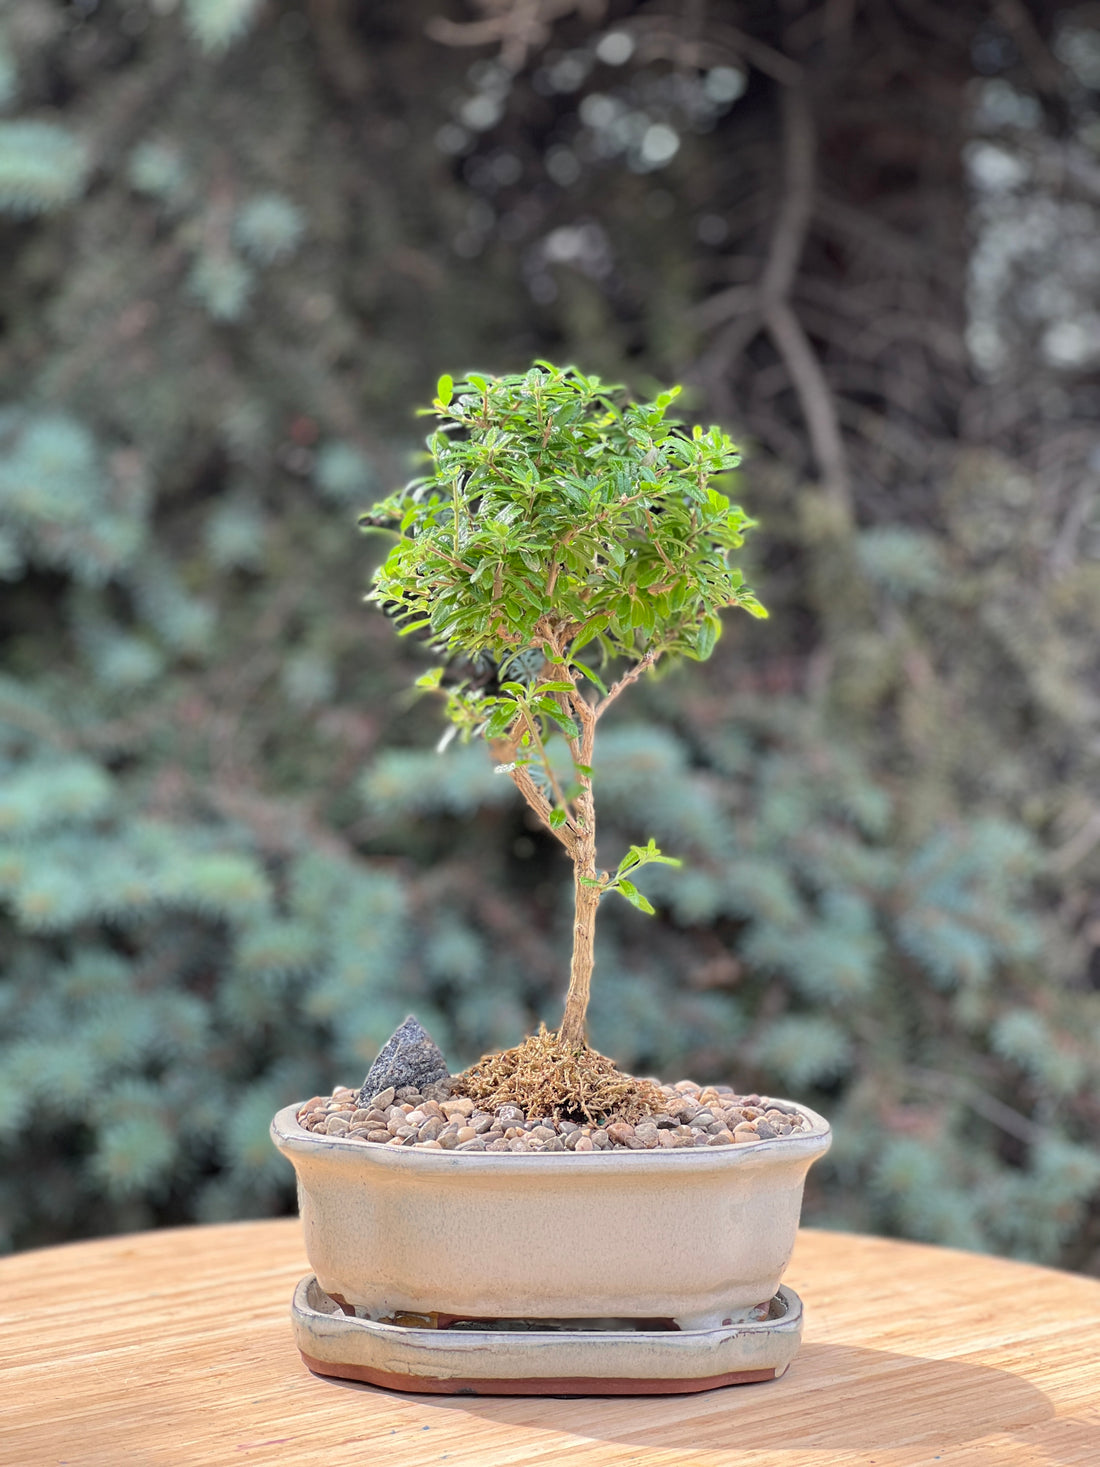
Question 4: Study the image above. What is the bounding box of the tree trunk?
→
[559,816,598,1048]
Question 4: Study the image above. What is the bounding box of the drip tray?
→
[291,1275,804,1396]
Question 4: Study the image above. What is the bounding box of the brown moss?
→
[452,1025,666,1125]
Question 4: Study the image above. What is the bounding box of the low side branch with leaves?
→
[362,363,767,1053]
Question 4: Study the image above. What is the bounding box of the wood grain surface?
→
[2,1219,1099,1467]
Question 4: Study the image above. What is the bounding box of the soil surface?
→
[296,1079,811,1152]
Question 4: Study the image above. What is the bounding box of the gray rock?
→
[357,1016,451,1108]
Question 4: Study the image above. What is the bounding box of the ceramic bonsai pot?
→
[271,1099,830,1334]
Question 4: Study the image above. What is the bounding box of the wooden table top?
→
[2,1218,1099,1467]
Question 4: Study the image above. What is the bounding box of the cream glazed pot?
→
[270,1099,831,1331]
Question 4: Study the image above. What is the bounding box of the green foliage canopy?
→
[365,364,765,679]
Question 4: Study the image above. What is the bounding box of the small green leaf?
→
[693,614,720,659]
[484,703,519,739]
[570,618,609,656]
[615,879,656,915]
[533,699,580,738]
[616,840,682,878]
[548,808,567,829]
[569,658,608,696]
[414,667,444,690]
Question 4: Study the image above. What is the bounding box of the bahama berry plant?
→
[361,363,766,1107]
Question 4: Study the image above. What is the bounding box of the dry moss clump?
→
[452,1025,667,1125]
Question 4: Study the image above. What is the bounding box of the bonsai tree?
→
[361,363,766,1117]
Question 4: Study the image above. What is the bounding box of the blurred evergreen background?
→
[2,0,1099,1269]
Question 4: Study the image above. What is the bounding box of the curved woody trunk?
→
[559,787,597,1049]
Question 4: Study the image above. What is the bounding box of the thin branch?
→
[759,87,815,309]
[594,649,658,721]
[565,669,597,769]
[1050,805,1100,876]
[904,1066,1049,1147]
[760,86,852,517]
[688,85,851,515]
[763,298,852,513]
[690,283,756,331]
[992,0,1067,99]
[1048,469,1100,582]
[518,705,574,821]
[424,0,592,72]
[627,17,803,86]
[508,763,577,856]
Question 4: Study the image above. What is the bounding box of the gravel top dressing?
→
[297,1078,810,1154]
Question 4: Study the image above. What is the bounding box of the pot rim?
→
[271,1098,831,1175]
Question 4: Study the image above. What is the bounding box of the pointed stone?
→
[357,1016,450,1108]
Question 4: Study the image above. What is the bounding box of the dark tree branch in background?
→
[759,85,852,516]
[426,0,606,72]
[688,75,851,514]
